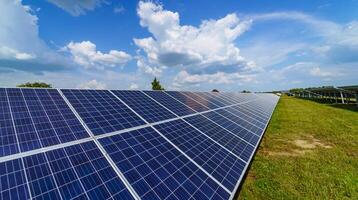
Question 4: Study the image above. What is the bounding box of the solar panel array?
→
[0,88,279,200]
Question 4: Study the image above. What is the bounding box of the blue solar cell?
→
[165,91,209,112]
[203,111,260,146]
[181,92,221,109]
[154,120,246,191]
[184,115,254,162]
[0,88,19,157]
[193,92,230,107]
[111,90,176,123]
[100,127,230,200]
[22,141,134,199]
[0,158,30,199]
[143,91,196,116]
[5,88,90,154]
[215,109,263,142]
[225,107,265,136]
[6,88,42,152]
[62,89,145,135]
[230,105,267,129]
[202,92,238,105]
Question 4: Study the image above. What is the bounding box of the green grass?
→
[238,95,358,200]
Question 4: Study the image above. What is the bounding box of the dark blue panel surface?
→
[7,88,42,152]
[193,92,230,107]
[0,88,19,157]
[22,141,134,200]
[203,111,259,146]
[0,159,30,199]
[154,120,246,191]
[111,90,176,123]
[62,89,145,135]
[143,91,196,116]
[100,127,230,200]
[225,107,264,136]
[181,92,220,109]
[230,105,266,129]
[165,91,209,112]
[23,153,62,199]
[184,115,254,162]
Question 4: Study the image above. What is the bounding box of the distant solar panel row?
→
[0,88,279,200]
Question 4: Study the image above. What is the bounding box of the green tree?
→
[151,77,164,90]
[17,82,52,88]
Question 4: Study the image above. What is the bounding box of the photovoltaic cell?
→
[22,141,134,199]
[181,92,221,109]
[203,111,260,146]
[154,119,246,191]
[62,89,145,135]
[111,90,176,123]
[100,127,230,200]
[183,115,254,162]
[0,159,30,199]
[0,88,19,157]
[230,105,266,129]
[225,107,264,135]
[7,88,42,152]
[165,91,209,112]
[201,92,238,105]
[193,92,230,107]
[143,91,196,116]
[215,109,262,140]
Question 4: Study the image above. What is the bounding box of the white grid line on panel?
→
[4,89,33,199]
[58,89,140,200]
[141,91,248,164]
[228,97,279,200]
[19,89,64,200]
[109,90,232,195]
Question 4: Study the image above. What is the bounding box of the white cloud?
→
[65,41,132,69]
[135,1,257,74]
[309,67,334,77]
[78,79,106,89]
[174,70,256,86]
[129,83,139,90]
[114,6,125,14]
[136,57,165,76]
[47,0,105,16]
[0,0,70,72]
[0,46,35,60]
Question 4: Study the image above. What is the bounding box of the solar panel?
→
[0,158,30,199]
[99,127,230,200]
[154,119,246,191]
[0,88,19,157]
[0,88,279,200]
[165,91,210,112]
[143,91,196,116]
[203,111,260,146]
[61,89,145,135]
[19,141,135,199]
[183,115,254,162]
[181,92,221,109]
[111,90,176,123]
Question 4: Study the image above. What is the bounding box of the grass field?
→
[237,95,358,199]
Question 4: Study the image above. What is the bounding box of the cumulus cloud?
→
[135,1,257,75]
[174,70,256,87]
[129,83,139,90]
[65,41,132,69]
[47,0,105,16]
[78,79,106,89]
[0,0,69,72]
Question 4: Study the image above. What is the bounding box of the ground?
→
[237,95,358,200]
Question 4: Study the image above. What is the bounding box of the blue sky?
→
[0,0,357,91]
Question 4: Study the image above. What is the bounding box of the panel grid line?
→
[108,90,232,194]
[58,89,140,200]
[0,92,259,164]
[4,89,33,199]
[141,91,248,164]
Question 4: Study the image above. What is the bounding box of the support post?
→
[340,91,345,104]
[356,93,358,107]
